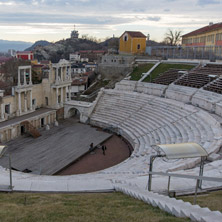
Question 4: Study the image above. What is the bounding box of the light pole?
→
[0,145,13,191]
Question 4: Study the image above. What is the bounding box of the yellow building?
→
[182,22,222,48]
[119,31,146,55]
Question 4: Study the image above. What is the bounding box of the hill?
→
[0,39,33,52]
[33,37,116,62]
[25,40,50,51]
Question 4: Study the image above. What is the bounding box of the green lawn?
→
[0,192,189,222]
[178,190,222,212]
[143,63,195,82]
[130,63,154,81]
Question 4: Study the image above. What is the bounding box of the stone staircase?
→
[21,121,41,138]
[113,182,222,222]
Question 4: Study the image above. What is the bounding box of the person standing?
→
[102,145,106,155]
[89,143,93,151]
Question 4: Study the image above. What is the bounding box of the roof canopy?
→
[155,143,208,159]
[0,145,6,157]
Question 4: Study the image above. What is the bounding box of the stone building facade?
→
[0,59,72,142]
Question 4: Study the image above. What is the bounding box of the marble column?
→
[24,92,27,112]
[29,67,32,85]
[61,87,63,104]
[69,86,71,101]
[30,90,33,111]
[68,66,71,80]
[18,69,21,86]
[61,67,63,82]
[24,70,27,85]
[56,88,58,106]
[1,104,5,120]
[65,86,68,102]
[56,67,58,84]
[18,92,21,115]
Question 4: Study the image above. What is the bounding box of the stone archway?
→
[68,107,80,119]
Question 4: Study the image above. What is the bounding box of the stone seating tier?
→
[90,89,222,172]
[152,69,185,85]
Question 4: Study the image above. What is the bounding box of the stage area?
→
[0,119,112,175]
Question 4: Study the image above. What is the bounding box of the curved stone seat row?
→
[115,80,222,116]
[90,89,222,173]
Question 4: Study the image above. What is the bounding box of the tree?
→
[164,29,182,46]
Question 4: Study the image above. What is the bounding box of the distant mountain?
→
[25,40,50,51]
[0,40,33,52]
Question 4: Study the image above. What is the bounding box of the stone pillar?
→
[24,69,27,85]
[18,69,21,86]
[65,86,68,102]
[24,92,27,112]
[56,88,58,105]
[30,90,33,111]
[61,67,63,82]
[18,92,21,115]
[68,65,71,80]
[29,67,32,85]
[61,87,63,104]
[56,67,58,84]
[69,86,71,101]
[1,104,5,120]
[48,115,51,124]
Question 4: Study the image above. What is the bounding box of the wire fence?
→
[146,46,222,60]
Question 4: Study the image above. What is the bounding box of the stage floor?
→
[0,119,111,175]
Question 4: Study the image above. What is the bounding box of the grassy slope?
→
[0,192,189,222]
[178,190,222,212]
[130,63,154,81]
[143,63,195,82]
[83,80,110,95]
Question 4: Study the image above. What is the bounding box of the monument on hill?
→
[71,25,79,39]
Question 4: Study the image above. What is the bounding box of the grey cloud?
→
[0,12,133,26]
[197,0,221,5]
[147,16,161,22]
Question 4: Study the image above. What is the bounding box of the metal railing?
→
[146,171,222,204]
[146,45,222,60]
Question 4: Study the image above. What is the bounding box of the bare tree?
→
[164,29,182,46]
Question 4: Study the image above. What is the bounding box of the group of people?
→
[89,143,107,155]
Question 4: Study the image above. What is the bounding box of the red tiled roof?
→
[16,51,33,54]
[120,31,146,38]
[72,76,88,85]
[182,23,222,37]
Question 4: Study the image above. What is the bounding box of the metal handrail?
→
[147,171,222,183]
[146,170,222,204]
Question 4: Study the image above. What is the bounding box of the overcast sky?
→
[0,0,221,43]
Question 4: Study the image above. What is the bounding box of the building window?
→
[5,104,10,114]
[45,97,48,106]
[32,99,36,106]
[137,44,141,50]
[124,35,128,41]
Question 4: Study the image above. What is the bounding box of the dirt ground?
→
[57,135,132,175]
